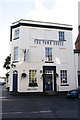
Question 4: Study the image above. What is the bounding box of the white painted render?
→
[10,20,77,92]
[74,53,78,87]
[78,54,80,71]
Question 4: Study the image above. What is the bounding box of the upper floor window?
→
[14,47,18,61]
[14,29,19,40]
[59,31,65,40]
[45,48,52,62]
[60,70,67,84]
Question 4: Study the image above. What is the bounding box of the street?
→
[0,85,80,119]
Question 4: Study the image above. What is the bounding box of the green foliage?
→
[3,54,11,70]
[55,73,59,78]
[11,64,16,68]
[41,73,46,79]
[21,73,27,78]
[29,82,38,87]
[5,73,10,78]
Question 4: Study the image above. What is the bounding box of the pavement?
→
[1,85,67,99]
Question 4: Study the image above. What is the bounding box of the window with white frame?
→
[59,31,65,40]
[14,47,18,61]
[14,29,19,39]
[29,70,37,83]
[45,48,52,61]
[60,70,67,84]
[45,70,53,74]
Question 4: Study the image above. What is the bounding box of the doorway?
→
[45,74,53,91]
[78,75,80,86]
[13,71,18,92]
[43,66,56,92]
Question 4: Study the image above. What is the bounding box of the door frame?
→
[78,75,80,86]
[13,70,18,92]
[45,74,53,91]
[43,66,56,92]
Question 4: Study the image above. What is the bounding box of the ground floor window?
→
[29,70,38,87]
[60,70,67,84]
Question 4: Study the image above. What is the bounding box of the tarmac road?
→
[1,85,80,119]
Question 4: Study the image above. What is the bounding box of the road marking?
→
[30,110,52,114]
[0,110,52,115]
[0,98,17,101]
[0,98,52,101]
[0,112,24,115]
[39,110,52,113]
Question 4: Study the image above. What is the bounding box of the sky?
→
[0,0,79,77]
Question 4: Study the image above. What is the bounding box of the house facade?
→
[9,19,77,93]
[74,25,80,87]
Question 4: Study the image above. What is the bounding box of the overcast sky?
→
[0,0,79,76]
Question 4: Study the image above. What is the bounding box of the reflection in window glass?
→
[45,48,52,61]
[60,70,67,84]
[14,29,19,39]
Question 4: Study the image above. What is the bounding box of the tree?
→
[3,54,11,70]
[3,54,11,88]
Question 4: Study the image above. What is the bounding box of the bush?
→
[21,73,26,78]
[29,83,38,87]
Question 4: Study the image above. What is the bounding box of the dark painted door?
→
[45,74,52,91]
[13,71,18,92]
[78,75,80,86]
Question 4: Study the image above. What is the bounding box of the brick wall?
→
[75,26,80,50]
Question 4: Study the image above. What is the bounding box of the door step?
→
[45,91,57,95]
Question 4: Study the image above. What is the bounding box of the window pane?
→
[45,48,52,61]
[14,29,19,39]
[14,47,18,61]
[59,31,65,40]
[60,70,67,84]
[29,70,37,83]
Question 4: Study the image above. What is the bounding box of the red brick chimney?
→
[75,26,80,50]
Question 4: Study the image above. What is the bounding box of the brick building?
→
[75,26,80,50]
[74,26,80,87]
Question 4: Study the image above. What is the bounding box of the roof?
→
[10,19,73,41]
[12,19,72,28]
[12,19,72,26]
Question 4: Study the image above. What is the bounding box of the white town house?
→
[9,19,77,93]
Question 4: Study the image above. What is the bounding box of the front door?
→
[78,75,80,86]
[45,74,52,91]
[13,71,18,92]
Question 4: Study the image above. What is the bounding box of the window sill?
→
[13,37,19,40]
[60,84,69,86]
[27,88,38,90]
[12,61,18,63]
[45,61,54,63]
[59,40,66,41]
[28,86,38,87]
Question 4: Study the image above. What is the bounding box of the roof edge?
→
[12,19,72,27]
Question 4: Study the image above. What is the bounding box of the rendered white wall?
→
[10,23,77,92]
